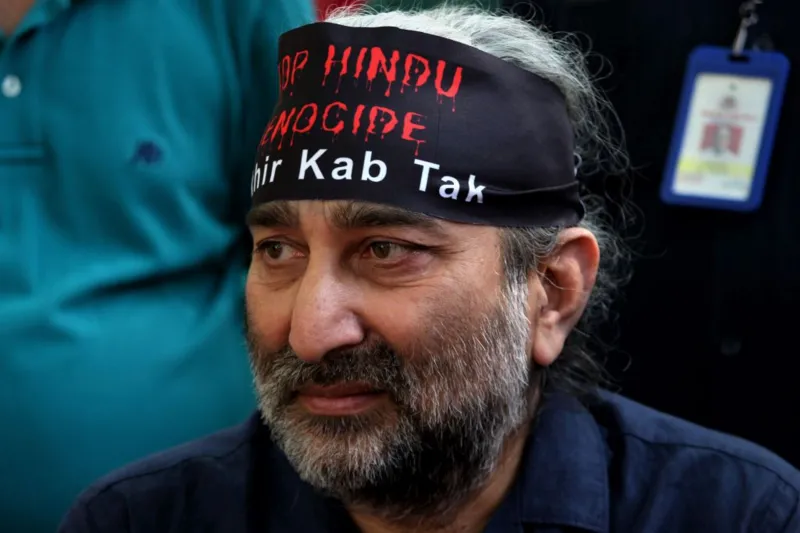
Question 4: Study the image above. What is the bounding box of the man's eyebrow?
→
[246,202,298,228]
[329,202,448,235]
[246,201,450,236]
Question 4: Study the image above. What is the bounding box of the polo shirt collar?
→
[8,0,74,40]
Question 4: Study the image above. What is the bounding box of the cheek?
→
[361,279,484,354]
[360,289,437,350]
[245,275,294,350]
[362,300,418,346]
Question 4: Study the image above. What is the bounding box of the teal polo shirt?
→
[0,0,313,531]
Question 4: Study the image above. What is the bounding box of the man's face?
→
[246,200,534,517]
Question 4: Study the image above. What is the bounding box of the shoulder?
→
[159,0,312,49]
[210,0,314,37]
[596,391,799,480]
[58,414,263,533]
[594,392,800,531]
[85,414,253,493]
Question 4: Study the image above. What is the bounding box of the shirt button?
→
[2,75,22,98]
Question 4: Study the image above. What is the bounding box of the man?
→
[58,6,800,533]
[0,0,312,531]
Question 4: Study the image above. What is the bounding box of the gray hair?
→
[327,5,632,396]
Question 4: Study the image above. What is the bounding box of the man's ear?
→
[527,228,600,367]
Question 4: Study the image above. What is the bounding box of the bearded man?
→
[58,6,800,533]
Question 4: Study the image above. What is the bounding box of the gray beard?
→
[248,282,533,524]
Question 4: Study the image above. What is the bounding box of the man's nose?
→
[288,267,365,363]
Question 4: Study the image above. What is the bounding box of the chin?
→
[271,401,415,486]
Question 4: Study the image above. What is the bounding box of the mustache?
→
[249,336,406,396]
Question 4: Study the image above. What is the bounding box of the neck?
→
[348,425,531,533]
[0,0,36,36]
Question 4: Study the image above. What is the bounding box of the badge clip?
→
[732,0,762,57]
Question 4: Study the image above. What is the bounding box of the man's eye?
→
[256,241,299,262]
[366,242,409,260]
[264,242,285,260]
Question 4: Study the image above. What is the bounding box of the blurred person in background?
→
[0,0,313,531]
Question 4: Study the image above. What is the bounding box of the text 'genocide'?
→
[261,44,464,155]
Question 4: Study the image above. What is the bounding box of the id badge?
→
[661,46,790,211]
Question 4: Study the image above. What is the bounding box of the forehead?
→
[247,200,452,234]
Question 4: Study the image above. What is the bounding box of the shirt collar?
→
[9,0,74,40]
[517,392,611,532]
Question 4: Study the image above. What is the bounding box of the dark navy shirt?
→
[58,392,800,532]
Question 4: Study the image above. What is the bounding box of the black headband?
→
[251,22,584,227]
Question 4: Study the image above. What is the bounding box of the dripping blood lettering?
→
[265,44,464,155]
